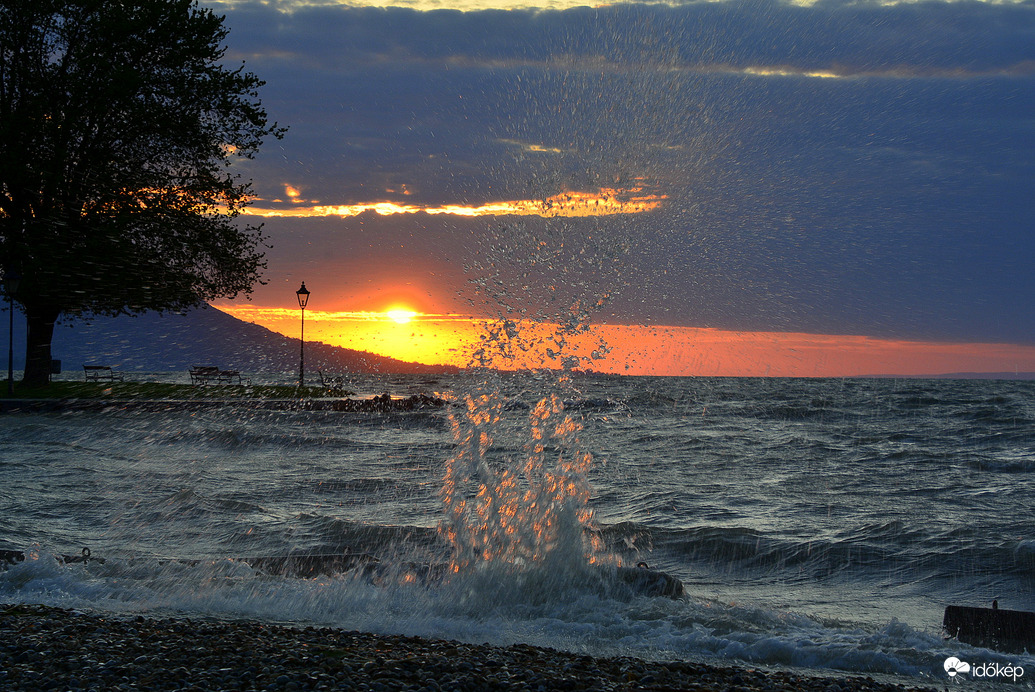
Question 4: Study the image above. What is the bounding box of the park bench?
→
[318,370,352,396]
[83,365,124,382]
[190,366,245,385]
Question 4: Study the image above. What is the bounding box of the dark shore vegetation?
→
[1,0,284,386]
[0,380,332,400]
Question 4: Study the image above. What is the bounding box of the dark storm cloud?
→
[223,0,1035,204]
[217,0,1035,343]
[225,1,1035,73]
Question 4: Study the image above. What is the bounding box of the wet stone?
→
[0,603,937,692]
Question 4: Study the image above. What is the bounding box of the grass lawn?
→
[0,380,340,400]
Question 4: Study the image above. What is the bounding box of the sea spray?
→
[440,384,611,595]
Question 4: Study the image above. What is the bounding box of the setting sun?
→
[385,308,417,324]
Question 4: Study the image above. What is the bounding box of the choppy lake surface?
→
[2,373,1034,687]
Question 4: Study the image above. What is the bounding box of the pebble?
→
[1,603,937,691]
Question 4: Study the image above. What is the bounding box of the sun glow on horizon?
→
[215,304,1035,378]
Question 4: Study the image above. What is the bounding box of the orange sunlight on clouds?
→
[216,305,1035,377]
[243,187,665,219]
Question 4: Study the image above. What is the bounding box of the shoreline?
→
[0,393,448,414]
[2,603,938,691]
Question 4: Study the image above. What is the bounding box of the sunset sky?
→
[209,0,1035,376]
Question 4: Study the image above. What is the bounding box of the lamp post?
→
[296,282,310,388]
[5,272,19,396]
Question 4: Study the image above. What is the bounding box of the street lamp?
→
[5,271,19,396]
[296,282,310,387]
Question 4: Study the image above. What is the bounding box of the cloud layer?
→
[213,0,1035,346]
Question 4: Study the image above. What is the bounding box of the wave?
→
[598,522,1035,589]
[3,545,1031,684]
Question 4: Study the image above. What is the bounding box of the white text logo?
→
[945,656,1025,682]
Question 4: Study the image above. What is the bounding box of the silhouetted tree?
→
[0,0,284,386]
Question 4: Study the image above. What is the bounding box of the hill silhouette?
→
[32,306,459,375]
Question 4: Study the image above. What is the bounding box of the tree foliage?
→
[0,0,284,384]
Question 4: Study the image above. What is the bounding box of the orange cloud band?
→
[244,188,665,219]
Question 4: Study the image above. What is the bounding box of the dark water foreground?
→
[1,374,1034,688]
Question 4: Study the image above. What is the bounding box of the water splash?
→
[440,387,607,579]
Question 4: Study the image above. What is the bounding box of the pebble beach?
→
[2,603,939,691]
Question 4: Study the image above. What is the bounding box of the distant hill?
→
[9,306,459,375]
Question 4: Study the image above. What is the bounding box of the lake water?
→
[2,373,1033,688]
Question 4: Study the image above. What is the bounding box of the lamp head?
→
[2,270,19,294]
[296,282,310,309]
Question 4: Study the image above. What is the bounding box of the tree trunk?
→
[22,304,60,387]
